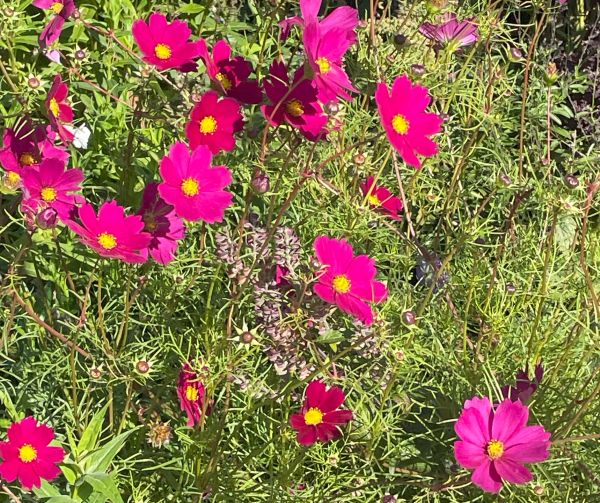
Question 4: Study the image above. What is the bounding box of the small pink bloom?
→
[132,13,203,72]
[501,363,544,404]
[360,176,403,220]
[290,380,352,446]
[33,0,76,47]
[185,91,242,154]
[158,142,233,222]
[313,236,387,325]
[419,13,479,49]
[46,75,74,144]
[454,397,551,493]
[0,416,65,490]
[66,200,151,263]
[137,182,185,265]
[177,364,210,427]
[375,76,443,168]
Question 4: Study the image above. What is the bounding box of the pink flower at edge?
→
[158,142,233,223]
[290,380,353,446]
[454,397,551,493]
[65,200,151,263]
[46,75,75,144]
[0,416,65,490]
[312,236,387,325]
[185,91,242,154]
[33,0,76,47]
[132,13,203,72]
[360,176,403,220]
[419,13,479,49]
[137,182,185,265]
[375,76,443,169]
[177,364,210,427]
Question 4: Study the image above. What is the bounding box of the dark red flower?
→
[501,364,544,404]
[177,364,210,427]
[45,75,74,144]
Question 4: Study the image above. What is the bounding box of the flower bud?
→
[136,360,151,373]
[89,367,102,379]
[36,208,58,229]
[74,49,86,60]
[251,171,270,194]
[564,174,579,189]
[241,332,254,344]
[544,62,559,86]
[394,34,408,46]
[28,76,41,89]
[353,153,365,165]
[510,47,524,62]
[411,64,426,76]
[402,310,416,325]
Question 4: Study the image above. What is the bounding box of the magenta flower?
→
[46,75,74,144]
[177,364,210,427]
[33,0,76,47]
[454,397,551,493]
[66,200,151,263]
[360,176,403,220]
[501,364,544,404]
[158,142,233,223]
[419,13,479,50]
[198,39,262,105]
[375,76,443,168]
[185,91,242,154]
[132,13,203,72]
[313,236,387,325]
[137,182,185,265]
[261,61,328,141]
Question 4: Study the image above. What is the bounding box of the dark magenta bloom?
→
[46,75,75,144]
[501,364,544,403]
[177,364,210,427]
[33,0,76,47]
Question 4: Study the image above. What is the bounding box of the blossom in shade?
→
[185,91,242,154]
[33,0,76,47]
[419,13,479,50]
[46,75,74,144]
[132,13,203,71]
[137,182,185,265]
[312,236,387,325]
[262,61,328,141]
[177,364,209,427]
[290,380,352,445]
[454,397,551,493]
[158,142,233,222]
[198,39,262,104]
[501,364,544,404]
[65,200,151,263]
[375,76,443,168]
[0,416,65,490]
[360,176,403,220]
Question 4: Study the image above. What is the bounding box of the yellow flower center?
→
[185,385,199,401]
[49,98,60,118]
[199,115,217,134]
[486,439,504,460]
[368,194,381,207]
[51,2,63,14]
[332,274,351,294]
[19,152,37,166]
[154,43,172,60]
[216,72,232,90]
[41,186,57,202]
[286,99,304,117]
[315,57,331,74]
[18,444,37,463]
[181,177,200,197]
[304,407,324,425]
[391,114,410,135]
[5,171,21,187]
[97,232,117,250]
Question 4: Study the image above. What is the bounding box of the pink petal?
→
[491,399,528,443]
[335,294,374,325]
[313,236,354,272]
[454,440,486,469]
[471,459,503,493]
[494,458,533,485]
[297,426,317,446]
[306,380,326,409]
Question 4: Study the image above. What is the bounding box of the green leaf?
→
[316,330,345,344]
[46,498,80,503]
[83,473,124,503]
[33,479,62,498]
[77,403,110,456]
[84,428,138,473]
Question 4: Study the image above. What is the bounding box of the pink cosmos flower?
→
[177,364,209,427]
[360,176,403,220]
[198,39,262,105]
[46,75,74,144]
[375,76,443,168]
[419,13,479,50]
[158,142,233,222]
[454,397,551,493]
[137,182,185,265]
[0,416,65,490]
[185,91,242,154]
[21,158,84,219]
[313,236,387,325]
[290,380,353,445]
[33,0,76,47]
[262,61,328,141]
[132,13,203,72]
[66,200,151,263]
[501,364,544,404]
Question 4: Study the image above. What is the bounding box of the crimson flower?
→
[501,364,544,404]
[177,364,210,427]
[46,75,74,144]
[33,0,76,47]
[360,176,403,220]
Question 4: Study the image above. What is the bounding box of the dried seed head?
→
[146,420,172,448]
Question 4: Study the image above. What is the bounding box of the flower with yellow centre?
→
[199,116,218,134]
[304,407,324,425]
[18,444,37,463]
[486,439,504,460]
[19,152,37,166]
[391,114,410,135]
[368,194,381,207]
[216,72,232,91]
[285,99,304,117]
[332,274,351,294]
[51,2,64,14]
[97,232,117,250]
[154,43,172,60]
[181,177,200,197]
[41,186,57,202]
[49,98,60,118]
[5,171,21,188]
[315,57,331,74]
[185,385,199,401]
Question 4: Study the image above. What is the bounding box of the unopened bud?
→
[251,171,270,193]
[402,310,416,325]
[136,360,150,373]
[36,208,58,229]
[28,77,41,89]
[544,62,559,86]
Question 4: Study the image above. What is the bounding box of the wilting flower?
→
[454,397,551,493]
[419,13,479,50]
[146,420,172,448]
[501,364,543,403]
[177,364,209,427]
[64,123,91,149]
[290,380,353,445]
[158,142,233,222]
[313,236,387,325]
[375,75,443,168]
[360,176,403,220]
[33,0,76,47]
[198,39,262,104]
[46,75,74,144]
[132,13,203,71]
[0,416,65,490]
[262,61,328,141]
[66,200,151,263]
[185,91,242,154]
[137,182,185,265]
